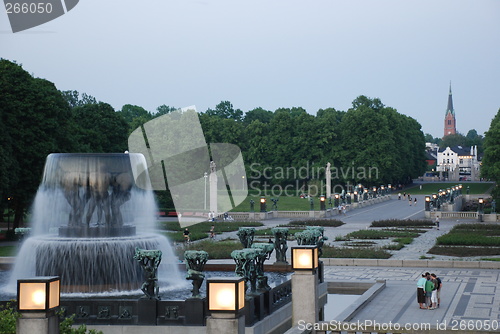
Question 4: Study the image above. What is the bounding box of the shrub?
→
[59,312,103,334]
[321,246,391,259]
[0,301,20,334]
[176,239,243,259]
[289,219,344,227]
[436,233,500,246]
[370,219,434,228]
[428,246,500,257]
[346,229,419,239]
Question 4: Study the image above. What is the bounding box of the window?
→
[448,120,451,125]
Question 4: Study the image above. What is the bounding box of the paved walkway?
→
[210,194,500,330]
[324,266,500,329]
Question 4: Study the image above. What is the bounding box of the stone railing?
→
[440,211,478,219]
[429,211,499,221]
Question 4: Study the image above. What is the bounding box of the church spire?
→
[446,81,454,115]
[443,81,457,137]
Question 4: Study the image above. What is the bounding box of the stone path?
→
[324,266,500,329]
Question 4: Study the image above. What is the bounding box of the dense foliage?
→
[481,109,500,200]
[0,58,430,224]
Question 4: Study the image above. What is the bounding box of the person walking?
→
[417,273,427,309]
[398,193,401,200]
[209,225,215,239]
[435,217,440,230]
[183,228,191,243]
[414,198,418,206]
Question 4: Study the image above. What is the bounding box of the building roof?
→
[446,82,454,116]
[425,151,437,161]
[438,145,473,156]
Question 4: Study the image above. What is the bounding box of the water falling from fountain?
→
[4,153,185,295]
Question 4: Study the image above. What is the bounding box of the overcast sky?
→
[1,0,499,138]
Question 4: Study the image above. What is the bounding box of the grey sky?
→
[1,0,499,138]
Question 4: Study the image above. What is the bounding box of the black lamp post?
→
[319,195,326,211]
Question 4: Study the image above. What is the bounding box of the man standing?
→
[435,217,440,230]
[432,273,442,308]
[417,273,427,309]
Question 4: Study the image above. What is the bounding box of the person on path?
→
[398,193,401,200]
[424,273,434,309]
[414,198,417,206]
[183,228,191,243]
[432,273,442,308]
[209,225,215,239]
[435,217,440,230]
[430,273,439,309]
[417,273,427,309]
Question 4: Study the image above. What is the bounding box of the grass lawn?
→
[404,182,494,195]
[428,223,500,257]
[231,194,321,212]
[0,245,16,256]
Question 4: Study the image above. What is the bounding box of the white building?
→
[436,145,480,181]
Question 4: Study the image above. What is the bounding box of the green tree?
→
[440,133,467,148]
[155,104,177,117]
[465,129,484,153]
[205,101,243,121]
[482,109,500,199]
[0,59,75,228]
[72,102,129,153]
[243,107,274,124]
[61,90,98,108]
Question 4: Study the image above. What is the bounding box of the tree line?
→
[1,59,427,226]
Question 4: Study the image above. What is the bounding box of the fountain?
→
[4,153,183,294]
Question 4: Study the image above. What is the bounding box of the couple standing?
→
[417,272,442,310]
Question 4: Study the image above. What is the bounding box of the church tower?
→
[444,82,456,137]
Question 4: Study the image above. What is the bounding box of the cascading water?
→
[4,153,185,295]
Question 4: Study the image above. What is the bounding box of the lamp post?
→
[7,197,11,231]
[425,196,431,211]
[478,198,484,222]
[206,277,246,334]
[334,194,339,208]
[204,172,208,210]
[291,245,319,326]
[17,276,60,334]
[241,175,245,189]
[353,191,358,203]
[260,197,266,212]
[319,195,326,211]
[346,192,351,205]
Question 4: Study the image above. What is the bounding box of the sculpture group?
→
[61,163,133,228]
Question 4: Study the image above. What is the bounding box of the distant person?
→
[435,217,440,230]
[209,225,215,239]
[183,228,190,243]
[398,193,401,200]
[408,196,412,206]
[414,198,417,206]
[403,192,406,199]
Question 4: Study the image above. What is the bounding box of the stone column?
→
[325,162,331,199]
[292,271,319,326]
[206,314,245,334]
[209,161,218,217]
